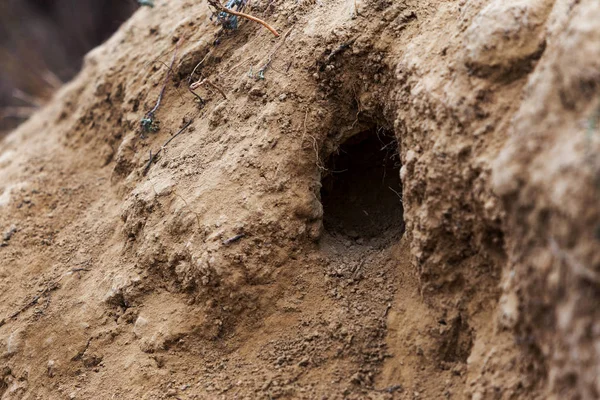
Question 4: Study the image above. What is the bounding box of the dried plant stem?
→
[208,0,280,37]
[141,40,182,135]
[257,26,293,76]
[148,40,180,117]
[187,51,213,103]
[143,119,194,175]
[190,79,227,100]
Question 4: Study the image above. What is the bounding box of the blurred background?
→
[0,0,138,136]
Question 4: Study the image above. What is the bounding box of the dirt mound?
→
[0,0,599,399]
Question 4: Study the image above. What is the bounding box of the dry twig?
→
[207,0,280,37]
[255,27,293,78]
[301,109,327,172]
[322,38,356,68]
[143,119,194,175]
[308,134,326,171]
[223,233,245,245]
[388,186,403,202]
[0,282,60,327]
[187,51,213,103]
[141,40,182,135]
[190,78,228,100]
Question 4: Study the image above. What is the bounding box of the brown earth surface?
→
[0,0,599,399]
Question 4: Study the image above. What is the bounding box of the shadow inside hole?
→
[320,128,404,240]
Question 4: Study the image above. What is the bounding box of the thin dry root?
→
[208,0,280,37]
[190,79,227,100]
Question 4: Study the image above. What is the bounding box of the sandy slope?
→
[0,0,599,399]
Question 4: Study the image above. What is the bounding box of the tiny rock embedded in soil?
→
[0,0,599,399]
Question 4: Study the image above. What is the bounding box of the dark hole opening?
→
[320,128,404,241]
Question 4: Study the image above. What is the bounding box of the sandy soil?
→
[0,0,599,399]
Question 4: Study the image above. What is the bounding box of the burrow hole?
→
[320,127,404,242]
